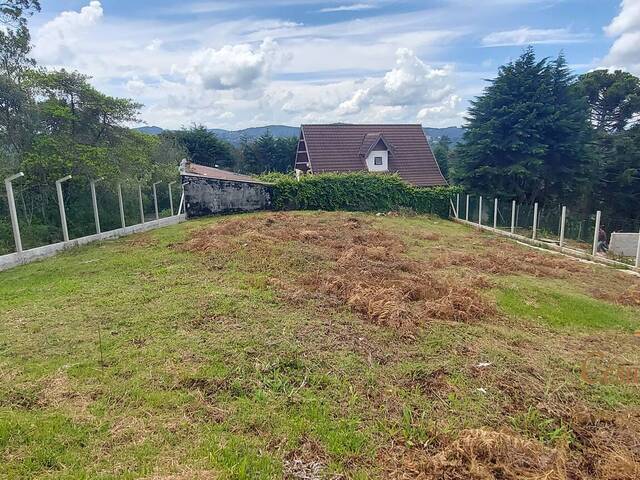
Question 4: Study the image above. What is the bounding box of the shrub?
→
[262,172,460,217]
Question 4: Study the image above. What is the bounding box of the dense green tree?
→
[453,47,590,204]
[590,126,640,229]
[239,132,297,174]
[577,69,640,133]
[167,125,234,169]
[431,135,451,180]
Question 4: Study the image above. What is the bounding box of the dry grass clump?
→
[429,428,567,479]
[615,283,640,306]
[554,407,640,479]
[38,372,94,420]
[181,213,496,327]
[432,246,585,279]
[383,429,567,480]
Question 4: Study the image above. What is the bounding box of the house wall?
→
[182,176,272,218]
[365,150,389,172]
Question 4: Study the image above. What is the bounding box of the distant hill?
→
[209,125,299,144]
[133,124,465,145]
[423,126,465,144]
[135,126,164,135]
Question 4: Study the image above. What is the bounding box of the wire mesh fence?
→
[1,175,182,257]
[453,193,640,268]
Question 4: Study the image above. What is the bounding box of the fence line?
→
[1,171,185,271]
[0,214,186,272]
[453,193,640,272]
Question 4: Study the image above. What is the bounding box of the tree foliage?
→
[577,69,640,133]
[0,0,40,29]
[164,125,235,169]
[239,132,297,174]
[0,5,185,253]
[431,135,451,180]
[453,48,591,204]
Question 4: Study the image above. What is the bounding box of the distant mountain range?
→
[134,124,465,145]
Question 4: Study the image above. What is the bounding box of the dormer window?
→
[374,156,383,166]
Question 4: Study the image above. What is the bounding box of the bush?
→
[263,172,460,217]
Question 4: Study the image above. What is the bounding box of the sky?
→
[27,1,640,130]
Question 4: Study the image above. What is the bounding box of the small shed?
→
[180,162,272,218]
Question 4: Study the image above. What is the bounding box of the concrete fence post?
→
[168,181,176,216]
[559,206,567,249]
[456,194,460,219]
[177,187,185,216]
[138,184,145,224]
[117,183,126,229]
[152,181,161,221]
[90,178,104,235]
[510,200,516,234]
[4,172,24,253]
[592,210,601,256]
[532,202,538,240]
[55,175,72,242]
[478,196,483,226]
[465,194,470,221]
[635,226,640,269]
[493,198,498,229]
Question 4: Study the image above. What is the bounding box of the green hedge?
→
[261,172,460,217]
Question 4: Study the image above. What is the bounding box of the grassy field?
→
[1,211,639,479]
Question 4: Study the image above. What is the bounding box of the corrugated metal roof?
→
[301,124,447,187]
[182,163,271,185]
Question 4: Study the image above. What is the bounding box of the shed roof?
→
[182,163,270,185]
[301,124,447,187]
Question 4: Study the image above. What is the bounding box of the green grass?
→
[1,211,639,479]
[496,276,639,331]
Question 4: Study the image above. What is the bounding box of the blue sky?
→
[28,1,637,129]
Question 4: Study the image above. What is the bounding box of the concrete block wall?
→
[183,177,272,218]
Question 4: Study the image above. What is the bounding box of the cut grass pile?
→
[1,210,640,479]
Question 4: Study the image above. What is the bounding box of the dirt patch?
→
[141,469,218,479]
[38,371,94,420]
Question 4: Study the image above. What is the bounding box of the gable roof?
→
[358,133,395,158]
[300,124,447,187]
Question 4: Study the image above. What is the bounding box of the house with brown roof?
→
[294,124,447,187]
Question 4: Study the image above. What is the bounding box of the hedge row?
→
[261,172,460,217]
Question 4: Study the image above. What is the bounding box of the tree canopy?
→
[577,69,640,133]
[453,48,591,204]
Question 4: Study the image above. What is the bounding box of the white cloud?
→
[481,27,589,47]
[145,39,163,52]
[603,1,640,73]
[336,48,456,117]
[605,0,640,36]
[33,1,104,63]
[30,0,474,129]
[319,3,377,13]
[125,78,147,95]
[183,38,285,90]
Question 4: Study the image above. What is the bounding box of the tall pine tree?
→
[453,47,590,204]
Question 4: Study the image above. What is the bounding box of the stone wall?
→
[183,176,272,218]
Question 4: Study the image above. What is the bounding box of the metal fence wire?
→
[453,193,640,268]
[1,172,182,257]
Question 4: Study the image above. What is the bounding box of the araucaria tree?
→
[453,48,591,204]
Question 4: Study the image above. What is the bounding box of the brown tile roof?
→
[183,163,270,185]
[301,124,447,187]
